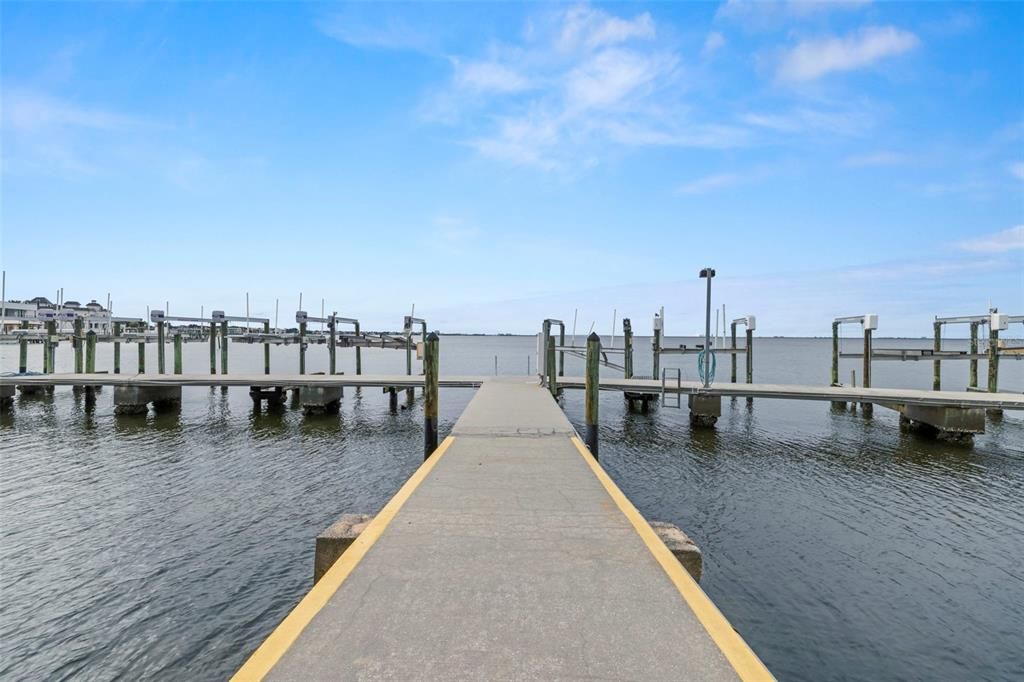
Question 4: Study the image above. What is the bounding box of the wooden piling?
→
[263,320,271,376]
[329,319,336,375]
[862,329,873,416]
[585,332,600,459]
[423,331,439,459]
[85,331,97,373]
[173,333,183,375]
[74,317,84,374]
[18,321,28,373]
[653,324,662,380]
[354,322,362,375]
[969,322,979,389]
[220,320,228,374]
[558,325,565,377]
[623,318,633,379]
[745,327,753,404]
[988,327,999,394]
[138,341,146,373]
[209,322,217,375]
[44,320,56,373]
[113,322,122,374]
[547,336,557,398]
[299,320,307,375]
[157,320,166,374]
[932,321,941,391]
[830,321,840,385]
[730,322,738,383]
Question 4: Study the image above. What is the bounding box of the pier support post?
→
[74,317,84,374]
[968,322,979,389]
[745,327,754,405]
[547,336,558,398]
[862,329,873,417]
[424,331,439,459]
[264,320,271,375]
[43,321,55,374]
[0,383,14,411]
[585,332,600,458]
[730,322,737,383]
[220,320,228,375]
[209,322,217,375]
[157,320,165,374]
[932,321,941,391]
[623,318,633,379]
[830,321,839,386]
[299,320,307,375]
[173,332,183,374]
[688,394,721,427]
[300,386,342,415]
[85,330,96,373]
[558,325,565,377]
[18,321,28,374]
[388,387,398,412]
[988,326,1001,419]
[653,322,662,380]
[113,322,122,374]
[354,322,362,375]
[329,319,336,375]
[138,341,145,374]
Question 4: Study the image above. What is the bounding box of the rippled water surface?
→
[2,336,1022,680]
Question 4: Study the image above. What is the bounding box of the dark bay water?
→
[2,336,1022,680]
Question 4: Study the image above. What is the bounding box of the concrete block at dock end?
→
[314,513,373,584]
[113,385,182,414]
[300,386,343,415]
[649,521,703,582]
[687,394,721,427]
[901,404,985,438]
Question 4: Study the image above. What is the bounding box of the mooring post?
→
[18,321,28,373]
[43,320,55,373]
[558,325,565,377]
[831,321,840,385]
[423,331,439,459]
[988,326,999,394]
[209,322,217,374]
[74,317,84,374]
[547,336,557,398]
[653,317,662,380]
[932,321,942,391]
[329,318,336,375]
[263,320,271,375]
[585,332,600,459]
[299,320,307,374]
[969,322,979,389]
[113,321,122,374]
[220,320,228,374]
[173,332,183,375]
[157,320,165,374]
[85,330,97,373]
[862,329,873,416]
[730,322,738,383]
[745,327,754,403]
[623,318,633,379]
[354,321,362,375]
[138,340,145,374]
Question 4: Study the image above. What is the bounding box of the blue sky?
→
[1,1,1021,336]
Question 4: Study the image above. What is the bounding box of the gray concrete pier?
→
[113,385,182,415]
[234,378,769,681]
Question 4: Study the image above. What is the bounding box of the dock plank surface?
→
[236,378,766,681]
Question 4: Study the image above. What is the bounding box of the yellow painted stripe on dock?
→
[570,436,775,682]
[231,436,456,682]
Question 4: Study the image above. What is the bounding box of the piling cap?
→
[587,331,601,342]
[427,331,439,341]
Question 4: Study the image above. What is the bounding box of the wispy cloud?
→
[701,32,726,59]
[1009,162,1024,181]
[740,106,874,136]
[2,88,142,133]
[556,5,655,51]
[777,26,919,82]
[956,226,1024,253]
[452,59,532,93]
[676,172,742,194]
[316,15,435,52]
[843,151,908,167]
[716,0,871,30]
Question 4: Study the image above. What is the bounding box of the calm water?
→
[1,336,1022,681]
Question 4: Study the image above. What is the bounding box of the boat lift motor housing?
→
[863,314,878,331]
[36,309,56,322]
[295,311,308,324]
[746,315,757,332]
[991,313,1009,331]
[211,311,226,322]
[150,310,165,323]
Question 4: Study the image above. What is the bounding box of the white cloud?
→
[2,88,140,133]
[777,26,919,82]
[701,32,726,58]
[564,49,672,111]
[1009,162,1024,181]
[316,16,434,52]
[557,5,655,52]
[740,106,873,136]
[453,60,531,93]
[676,172,742,194]
[843,151,908,167]
[716,0,870,28]
[956,226,1024,253]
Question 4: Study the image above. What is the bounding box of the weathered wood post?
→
[173,332,183,375]
[547,336,557,398]
[85,330,97,373]
[328,318,337,375]
[745,326,754,404]
[623,318,633,379]
[932,321,942,391]
[862,328,873,417]
[585,332,600,459]
[653,315,662,380]
[220,320,229,375]
[423,331,439,459]
[157,320,166,374]
[209,322,217,375]
[113,321,122,374]
[831,321,840,385]
[969,321,979,389]
[730,321,738,383]
[263,320,271,375]
[558,324,565,377]
[18,321,28,373]
[354,321,362,375]
[74,317,84,374]
[988,325,999,394]
[43,320,55,373]
[299,319,307,375]
[138,340,145,373]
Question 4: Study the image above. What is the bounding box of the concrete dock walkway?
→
[234,378,770,681]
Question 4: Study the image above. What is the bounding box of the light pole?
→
[699,267,716,388]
